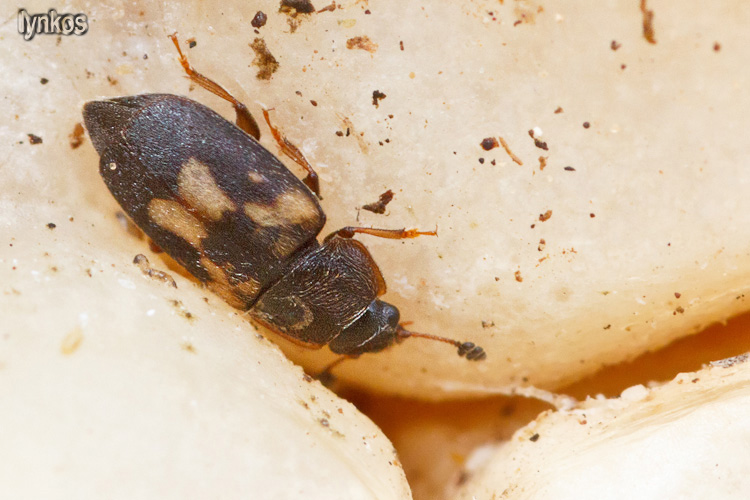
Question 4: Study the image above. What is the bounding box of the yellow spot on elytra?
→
[244,189,318,228]
[200,257,261,309]
[148,199,207,248]
[61,328,83,355]
[289,297,314,330]
[248,171,267,183]
[178,158,236,221]
[255,295,314,332]
[236,278,263,297]
[273,230,302,258]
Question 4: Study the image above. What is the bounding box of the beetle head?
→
[330,299,486,360]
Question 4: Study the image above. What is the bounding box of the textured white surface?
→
[454,355,750,499]
[4,0,750,497]
[0,202,410,499]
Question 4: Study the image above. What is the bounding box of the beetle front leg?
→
[314,356,353,386]
[169,33,261,140]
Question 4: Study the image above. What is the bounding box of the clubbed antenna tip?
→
[397,325,487,361]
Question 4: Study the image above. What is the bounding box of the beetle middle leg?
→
[169,33,261,140]
[324,226,438,242]
[262,109,321,199]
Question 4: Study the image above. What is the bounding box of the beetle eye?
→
[328,300,401,356]
[381,301,400,331]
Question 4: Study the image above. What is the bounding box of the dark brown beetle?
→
[82,35,485,371]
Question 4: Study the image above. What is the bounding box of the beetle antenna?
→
[396,324,487,361]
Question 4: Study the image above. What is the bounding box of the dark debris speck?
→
[480,137,499,151]
[280,0,316,14]
[362,189,394,214]
[372,90,386,108]
[252,11,268,28]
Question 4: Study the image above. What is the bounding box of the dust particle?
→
[280,0,316,14]
[499,137,523,165]
[710,354,749,368]
[169,299,195,321]
[133,254,177,288]
[362,189,394,214]
[250,38,279,80]
[70,122,85,149]
[346,36,378,53]
[528,129,548,150]
[640,0,656,44]
[372,90,386,108]
[61,328,84,355]
[480,137,499,151]
[251,11,268,28]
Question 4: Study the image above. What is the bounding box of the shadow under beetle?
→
[82,35,486,373]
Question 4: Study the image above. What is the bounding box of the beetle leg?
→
[147,239,164,254]
[262,109,321,199]
[169,33,261,140]
[325,226,438,242]
[315,356,354,386]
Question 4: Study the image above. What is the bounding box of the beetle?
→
[82,35,486,371]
